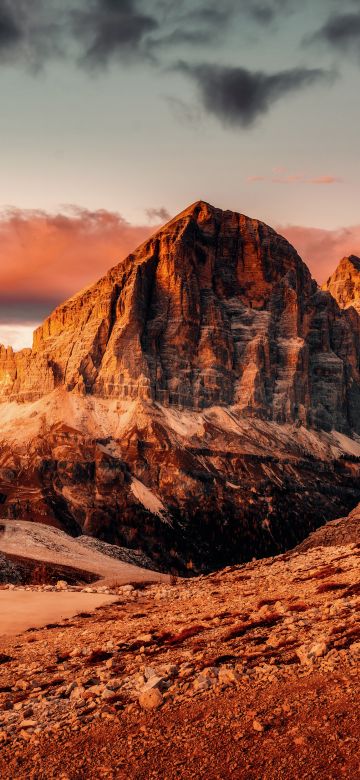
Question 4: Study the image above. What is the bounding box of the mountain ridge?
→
[1,200,360,433]
[322,254,360,315]
[1,202,360,572]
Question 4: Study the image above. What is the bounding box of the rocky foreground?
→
[0,505,359,779]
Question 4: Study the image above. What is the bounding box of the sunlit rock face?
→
[1,202,360,573]
[1,201,360,434]
[323,255,360,315]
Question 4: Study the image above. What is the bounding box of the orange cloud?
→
[1,205,359,351]
[278,223,360,283]
[308,176,342,185]
[0,207,158,322]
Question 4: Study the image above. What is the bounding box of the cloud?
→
[0,1,316,73]
[0,2,22,51]
[73,0,158,68]
[0,1,238,70]
[176,62,333,127]
[245,0,292,25]
[308,175,342,185]
[278,223,360,283]
[145,206,171,222]
[247,170,342,185]
[0,324,35,351]
[2,205,360,349]
[308,11,360,59]
[0,206,159,329]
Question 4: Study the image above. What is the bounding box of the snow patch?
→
[130,477,170,523]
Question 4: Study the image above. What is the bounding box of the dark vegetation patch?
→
[257,598,280,608]
[56,651,71,663]
[0,653,13,665]
[39,678,65,691]
[316,581,349,594]
[294,565,344,582]
[342,582,360,598]
[330,623,360,650]
[287,601,308,612]
[202,654,238,667]
[224,613,282,642]
[45,622,75,630]
[85,649,114,666]
[155,625,205,647]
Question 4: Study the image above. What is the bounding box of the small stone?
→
[218,667,240,686]
[55,580,68,591]
[139,687,163,711]
[19,720,37,729]
[252,720,263,732]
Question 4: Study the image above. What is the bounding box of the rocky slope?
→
[0,503,359,779]
[0,202,360,572]
[323,255,360,315]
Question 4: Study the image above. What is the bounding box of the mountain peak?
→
[322,253,360,313]
[0,202,359,436]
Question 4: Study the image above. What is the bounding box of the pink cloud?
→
[272,174,304,184]
[308,176,342,185]
[277,223,360,283]
[0,206,160,310]
[247,171,342,186]
[246,175,266,182]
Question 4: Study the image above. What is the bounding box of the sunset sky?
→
[1,0,360,349]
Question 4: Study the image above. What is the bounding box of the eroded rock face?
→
[1,201,360,433]
[0,394,360,573]
[323,255,360,314]
[1,202,360,573]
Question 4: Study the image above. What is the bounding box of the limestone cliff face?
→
[322,255,360,314]
[1,201,360,434]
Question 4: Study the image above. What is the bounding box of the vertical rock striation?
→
[1,201,360,433]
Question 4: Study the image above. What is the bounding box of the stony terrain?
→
[0,201,360,571]
[0,503,359,779]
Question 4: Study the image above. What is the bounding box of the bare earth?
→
[0,591,117,636]
[0,505,359,779]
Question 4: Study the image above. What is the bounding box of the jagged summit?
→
[0,201,360,434]
[323,254,360,314]
[1,202,360,570]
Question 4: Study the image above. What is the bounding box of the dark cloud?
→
[244,0,292,26]
[308,12,360,58]
[176,62,334,127]
[73,0,158,68]
[146,207,171,222]
[0,0,69,69]
[0,2,22,50]
[0,0,297,70]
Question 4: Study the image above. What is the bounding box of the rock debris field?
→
[0,506,359,779]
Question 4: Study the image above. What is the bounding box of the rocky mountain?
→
[322,254,360,315]
[0,201,360,573]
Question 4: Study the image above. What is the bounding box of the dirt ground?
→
[1,667,359,780]
[0,591,117,636]
[0,510,359,780]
